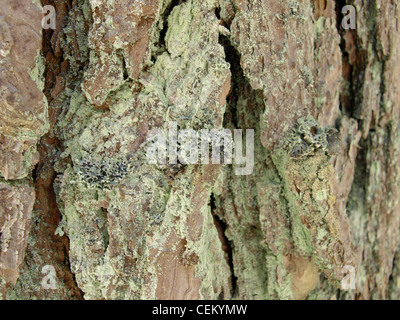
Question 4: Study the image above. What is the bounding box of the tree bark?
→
[0,0,399,300]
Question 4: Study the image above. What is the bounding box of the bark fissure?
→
[2,0,88,299]
[216,23,270,299]
[210,193,237,298]
[151,0,184,62]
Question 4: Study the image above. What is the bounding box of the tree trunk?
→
[1,0,399,300]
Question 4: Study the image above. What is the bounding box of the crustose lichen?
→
[75,155,130,188]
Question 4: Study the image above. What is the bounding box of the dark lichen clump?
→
[284,116,339,159]
[75,156,130,188]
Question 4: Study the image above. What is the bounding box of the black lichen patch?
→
[284,116,338,159]
[75,155,130,188]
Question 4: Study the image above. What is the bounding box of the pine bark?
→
[0,0,399,300]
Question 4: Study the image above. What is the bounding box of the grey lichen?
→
[283,115,339,159]
[75,155,130,189]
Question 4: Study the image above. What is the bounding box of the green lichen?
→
[269,116,355,289]
[29,50,46,92]
[25,49,49,141]
[314,17,326,42]
[165,2,193,59]
[272,148,314,256]
[265,252,293,299]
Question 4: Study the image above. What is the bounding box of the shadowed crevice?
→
[210,193,237,298]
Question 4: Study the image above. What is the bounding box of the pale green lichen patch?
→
[26,50,49,139]
[314,17,326,43]
[164,2,193,59]
[271,116,356,287]
[29,50,46,92]
[65,163,170,297]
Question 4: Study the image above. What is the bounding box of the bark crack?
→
[210,193,237,298]
[150,0,185,63]
[24,0,85,299]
